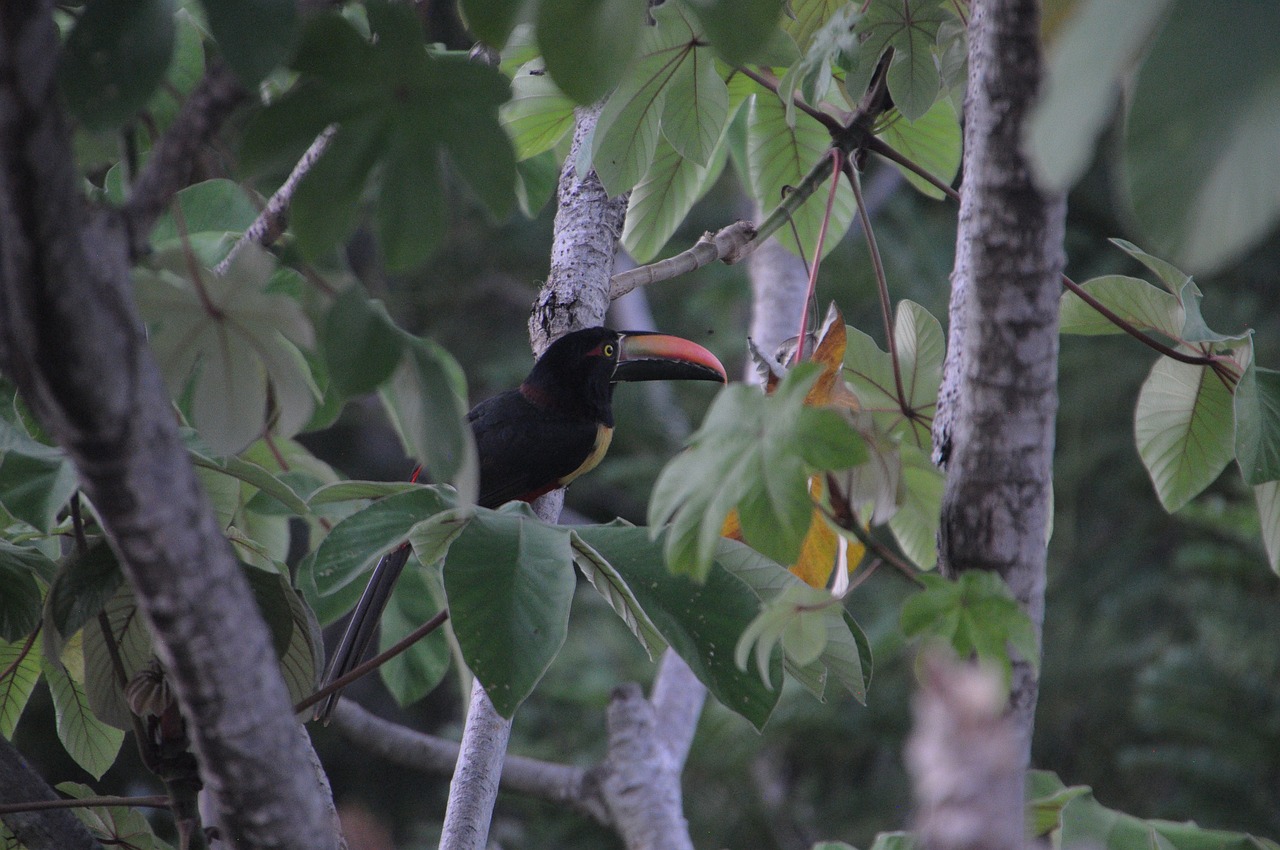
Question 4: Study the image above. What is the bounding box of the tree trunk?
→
[0,4,337,848]
[934,0,1066,765]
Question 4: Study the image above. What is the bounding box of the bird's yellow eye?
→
[603,343,615,357]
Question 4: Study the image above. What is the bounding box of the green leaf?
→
[60,0,176,130]
[147,8,206,133]
[408,508,473,568]
[0,443,78,532]
[1124,0,1280,274]
[378,335,478,505]
[650,365,866,580]
[887,443,943,570]
[659,23,729,166]
[1254,481,1280,575]
[292,111,388,260]
[201,0,297,85]
[460,0,528,47]
[246,567,322,708]
[1235,364,1280,486]
[900,572,1038,683]
[376,133,447,272]
[590,4,696,195]
[308,479,423,507]
[682,0,785,66]
[715,538,869,702]
[867,834,917,850]
[1028,0,1173,191]
[746,92,856,260]
[536,0,648,103]
[840,0,947,120]
[379,562,450,706]
[45,540,125,646]
[428,57,518,222]
[1134,357,1235,512]
[136,245,318,455]
[188,452,311,516]
[876,98,961,200]
[783,0,847,53]
[842,302,944,447]
[309,486,453,611]
[82,584,156,730]
[515,150,561,217]
[149,179,262,267]
[443,507,575,717]
[57,780,177,850]
[0,636,41,739]
[569,528,667,659]
[574,526,782,729]
[1059,275,1184,339]
[322,288,406,398]
[44,642,125,780]
[500,65,577,161]
[622,132,729,263]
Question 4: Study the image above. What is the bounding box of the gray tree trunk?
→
[933,0,1066,765]
[0,3,337,848]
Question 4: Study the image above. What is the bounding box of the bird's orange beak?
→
[612,332,727,384]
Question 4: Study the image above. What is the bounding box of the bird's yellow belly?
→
[559,424,613,486]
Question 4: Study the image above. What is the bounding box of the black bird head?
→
[520,327,726,421]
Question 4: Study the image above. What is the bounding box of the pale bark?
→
[0,4,337,848]
[439,680,514,850]
[934,0,1065,764]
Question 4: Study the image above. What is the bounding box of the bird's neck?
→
[519,379,615,425]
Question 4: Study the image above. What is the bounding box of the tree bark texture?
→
[935,0,1066,764]
[906,656,1028,850]
[0,737,104,850]
[0,4,337,849]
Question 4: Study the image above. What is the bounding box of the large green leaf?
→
[60,0,176,130]
[746,93,856,260]
[135,245,318,456]
[379,562,451,706]
[1134,357,1235,513]
[83,584,153,731]
[149,179,262,267]
[291,111,388,260]
[621,132,729,263]
[44,540,125,651]
[443,507,575,717]
[659,12,729,166]
[45,639,125,780]
[569,528,667,660]
[1124,0,1280,274]
[840,0,947,120]
[201,0,297,85]
[460,0,528,47]
[783,0,846,53]
[591,3,706,196]
[1109,239,1241,345]
[242,566,321,708]
[649,365,867,580]
[1058,275,1184,339]
[536,0,648,103]
[1027,0,1174,192]
[322,288,405,399]
[1254,481,1280,575]
[876,98,961,200]
[1235,364,1280,486]
[500,65,577,161]
[843,303,944,448]
[887,443,943,570]
[681,0,785,66]
[0,636,41,739]
[308,486,453,613]
[378,335,479,505]
[56,781,176,850]
[0,437,77,533]
[574,526,782,730]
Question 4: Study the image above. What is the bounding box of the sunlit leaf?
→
[1134,357,1235,512]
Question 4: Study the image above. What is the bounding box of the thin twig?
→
[215,125,338,276]
[0,795,172,815]
[794,149,846,365]
[294,609,449,715]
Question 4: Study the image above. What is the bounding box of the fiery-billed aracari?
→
[316,327,726,720]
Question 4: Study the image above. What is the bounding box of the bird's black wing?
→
[468,390,599,509]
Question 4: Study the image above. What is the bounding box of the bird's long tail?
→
[314,542,412,723]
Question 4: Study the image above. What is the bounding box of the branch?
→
[0,6,336,848]
[440,679,513,850]
[123,62,247,255]
[215,125,338,275]
[906,655,1028,850]
[330,701,609,824]
[609,221,757,299]
[0,737,104,850]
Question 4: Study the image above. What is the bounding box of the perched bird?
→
[316,327,726,720]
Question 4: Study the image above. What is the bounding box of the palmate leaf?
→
[500,65,577,161]
[537,0,648,104]
[1254,481,1280,575]
[45,636,125,780]
[58,781,176,850]
[784,0,848,53]
[322,288,405,399]
[1234,363,1280,486]
[1134,357,1236,512]
[876,98,961,200]
[1059,275,1184,338]
[621,131,730,263]
[201,0,297,86]
[135,245,318,456]
[681,0,786,66]
[746,93,856,260]
[0,635,41,739]
[592,2,729,195]
[839,0,948,120]
[843,301,944,449]
[649,364,866,581]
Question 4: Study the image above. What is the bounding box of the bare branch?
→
[609,221,757,300]
[440,680,513,850]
